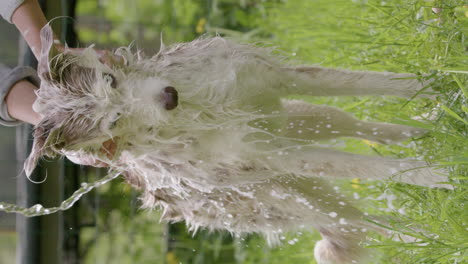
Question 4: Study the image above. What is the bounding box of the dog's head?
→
[25,26,180,176]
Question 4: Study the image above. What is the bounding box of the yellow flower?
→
[166,251,179,264]
[454,5,468,17]
[362,139,378,147]
[351,178,361,189]
[196,18,207,34]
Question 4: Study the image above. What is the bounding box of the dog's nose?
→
[161,86,178,110]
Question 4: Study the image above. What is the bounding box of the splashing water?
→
[0,172,120,217]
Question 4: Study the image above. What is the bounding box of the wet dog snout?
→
[161,86,178,110]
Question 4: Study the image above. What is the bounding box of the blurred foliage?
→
[79,174,166,264]
[0,231,16,264]
[76,0,270,49]
[76,0,467,263]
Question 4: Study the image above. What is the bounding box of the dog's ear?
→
[24,122,64,177]
[38,25,61,77]
[38,25,77,83]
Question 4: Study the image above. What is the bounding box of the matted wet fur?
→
[26,26,449,264]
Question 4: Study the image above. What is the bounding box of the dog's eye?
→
[109,120,118,129]
[109,113,121,129]
[102,73,117,88]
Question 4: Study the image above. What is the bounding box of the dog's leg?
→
[281,99,426,144]
[284,177,373,264]
[268,148,449,188]
[282,66,433,98]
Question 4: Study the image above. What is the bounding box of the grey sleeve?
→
[0,64,40,126]
[0,0,25,23]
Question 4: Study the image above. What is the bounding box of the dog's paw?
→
[314,238,366,264]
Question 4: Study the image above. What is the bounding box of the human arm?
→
[11,0,49,60]
[0,64,41,126]
[0,0,47,125]
[4,80,41,125]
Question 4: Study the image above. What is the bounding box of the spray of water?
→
[0,172,120,217]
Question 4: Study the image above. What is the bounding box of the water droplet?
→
[33,204,43,213]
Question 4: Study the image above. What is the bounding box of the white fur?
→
[27,26,448,264]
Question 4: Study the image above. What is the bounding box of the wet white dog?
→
[26,26,447,264]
